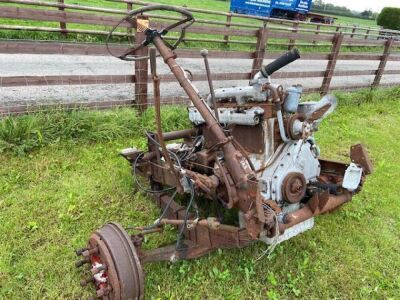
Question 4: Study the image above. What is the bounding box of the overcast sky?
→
[327,0,400,12]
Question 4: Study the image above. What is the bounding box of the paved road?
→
[1,53,399,107]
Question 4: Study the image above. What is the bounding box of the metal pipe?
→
[279,192,352,232]
[162,128,199,141]
[200,48,220,122]
[277,109,290,143]
[152,35,251,187]
[150,47,176,177]
[159,218,220,230]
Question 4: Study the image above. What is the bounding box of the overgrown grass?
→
[0,106,190,155]
[1,87,400,299]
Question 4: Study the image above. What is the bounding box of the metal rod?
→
[200,49,219,122]
[152,35,251,187]
[150,47,176,177]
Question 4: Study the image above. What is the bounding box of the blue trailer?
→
[230,0,313,20]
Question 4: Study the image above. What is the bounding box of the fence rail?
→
[0,0,399,116]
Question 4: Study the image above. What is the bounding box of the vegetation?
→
[312,0,378,20]
[0,0,389,54]
[0,106,189,155]
[377,7,400,31]
[1,87,400,299]
[332,15,377,28]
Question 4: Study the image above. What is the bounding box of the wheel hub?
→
[76,223,144,300]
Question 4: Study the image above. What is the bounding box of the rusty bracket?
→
[350,144,373,175]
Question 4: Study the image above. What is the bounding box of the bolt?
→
[80,277,95,287]
[290,179,303,193]
[75,247,89,256]
[96,286,112,298]
[82,247,99,258]
[75,257,90,268]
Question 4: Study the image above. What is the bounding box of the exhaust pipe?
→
[279,192,352,233]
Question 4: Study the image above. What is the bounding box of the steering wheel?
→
[106,5,195,61]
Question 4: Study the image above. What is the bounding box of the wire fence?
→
[0,0,399,116]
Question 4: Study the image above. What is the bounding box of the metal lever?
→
[200,49,220,122]
[149,47,183,192]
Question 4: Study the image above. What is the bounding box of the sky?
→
[327,0,400,12]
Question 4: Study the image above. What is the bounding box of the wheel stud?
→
[75,257,90,268]
[80,277,95,287]
[75,247,89,256]
[96,285,112,297]
[82,247,99,258]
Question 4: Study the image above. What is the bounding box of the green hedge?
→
[377,7,400,30]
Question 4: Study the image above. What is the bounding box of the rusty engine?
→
[75,5,372,300]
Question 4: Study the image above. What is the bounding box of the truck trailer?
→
[230,0,319,21]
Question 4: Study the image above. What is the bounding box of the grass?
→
[1,87,400,299]
[333,15,378,28]
[0,0,393,54]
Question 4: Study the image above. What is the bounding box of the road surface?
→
[1,53,399,108]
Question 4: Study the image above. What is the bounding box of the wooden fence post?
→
[320,32,344,95]
[127,2,133,41]
[135,16,149,113]
[57,0,67,37]
[313,24,321,45]
[223,13,232,45]
[372,38,393,87]
[364,27,370,40]
[251,22,268,78]
[288,21,298,50]
[350,25,357,39]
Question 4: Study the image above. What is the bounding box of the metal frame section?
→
[136,193,252,264]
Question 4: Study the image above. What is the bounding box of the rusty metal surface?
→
[286,113,305,140]
[140,241,212,264]
[230,124,265,154]
[162,128,199,141]
[282,172,307,203]
[143,192,253,255]
[280,191,352,232]
[319,158,349,176]
[350,144,373,175]
[88,234,121,300]
[153,35,253,188]
[81,223,144,300]
[96,223,144,300]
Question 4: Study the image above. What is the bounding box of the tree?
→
[360,10,372,18]
[377,7,400,30]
